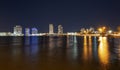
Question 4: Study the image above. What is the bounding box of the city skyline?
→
[0,0,120,32]
[0,24,120,33]
[0,24,119,36]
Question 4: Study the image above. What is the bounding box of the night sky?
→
[0,0,120,32]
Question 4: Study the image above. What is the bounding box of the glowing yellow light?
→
[98,37,109,65]
[103,26,106,30]
[84,31,86,33]
[98,28,103,32]
[98,26,107,33]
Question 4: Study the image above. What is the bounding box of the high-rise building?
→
[25,28,30,36]
[49,24,54,34]
[31,28,38,34]
[13,25,22,35]
[58,25,63,34]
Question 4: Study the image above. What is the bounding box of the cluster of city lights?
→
[0,24,120,36]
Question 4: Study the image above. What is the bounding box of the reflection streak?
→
[83,36,88,61]
[98,37,109,65]
[83,36,93,61]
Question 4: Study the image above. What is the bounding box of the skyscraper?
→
[13,25,22,35]
[25,28,30,36]
[58,25,63,34]
[49,24,54,34]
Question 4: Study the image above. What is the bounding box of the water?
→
[0,36,120,70]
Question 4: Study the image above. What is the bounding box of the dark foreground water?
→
[0,36,120,70]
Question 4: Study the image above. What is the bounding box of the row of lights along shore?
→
[0,24,120,36]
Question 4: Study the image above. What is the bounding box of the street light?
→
[98,26,106,33]
[98,28,103,33]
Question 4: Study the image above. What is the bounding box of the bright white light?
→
[108,30,112,34]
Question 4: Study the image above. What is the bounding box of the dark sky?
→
[0,0,120,32]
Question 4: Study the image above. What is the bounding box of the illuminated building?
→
[80,28,86,34]
[13,25,23,35]
[80,27,95,34]
[58,25,63,34]
[49,24,54,34]
[89,27,94,33]
[31,28,38,34]
[25,28,30,36]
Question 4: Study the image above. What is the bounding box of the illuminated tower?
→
[31,28,38,34]
[58,25,63,34]
[49,24,54,34]
[25,28,30,36]
[13,25,22,35]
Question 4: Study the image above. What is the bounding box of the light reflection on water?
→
[0,36,120,70]
[113,38,120,60]
[83,36,92,61]
[83,36,88,61]
[98,37,109,65]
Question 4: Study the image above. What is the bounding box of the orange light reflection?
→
[83,36,92,61]
[98,37,109,65]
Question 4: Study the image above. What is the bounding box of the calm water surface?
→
[0,36,120,70]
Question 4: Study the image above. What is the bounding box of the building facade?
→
[25,28,30,36]
[13,25,23,35]
[58,25,63,34]
[49,24,54,34]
